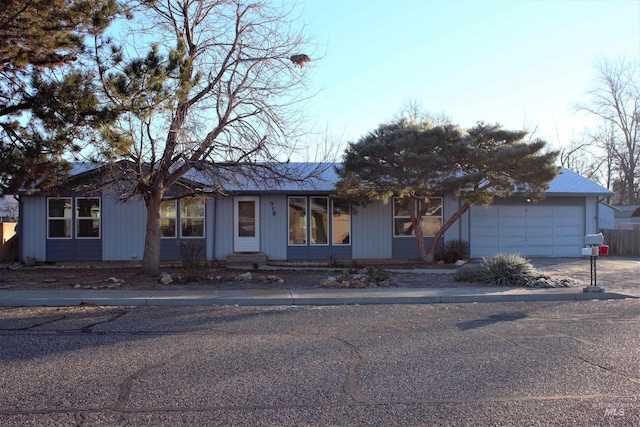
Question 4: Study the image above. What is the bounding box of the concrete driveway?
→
[530,256,640,293]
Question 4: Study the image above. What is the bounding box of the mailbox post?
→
[582,233,608,293]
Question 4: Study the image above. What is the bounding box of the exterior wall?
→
[585,196,595,236]
[260,195,287,260]
[206,199,215,260]
[352,200,392,259]
[102,195,146,261]
[443,195,461,242]
[214,197,234,260]
[19,196,46,262]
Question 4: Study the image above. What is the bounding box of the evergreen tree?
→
[336,119,559,263]
[0,0,120,193]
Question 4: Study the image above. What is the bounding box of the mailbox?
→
[584,233,604,246]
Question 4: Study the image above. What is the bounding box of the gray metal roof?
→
[545,168,614,197]
[68,163,612,197]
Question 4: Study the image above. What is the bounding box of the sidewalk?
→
[0,285,636,307]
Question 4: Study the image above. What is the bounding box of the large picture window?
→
[288,196,307,245]
[310,197,329,245]
[76,198,100,238]
[288,196,351,246]
[48,198,72,238]
[332,198,351,245]
[393,197,443,237]
[180,197,205,237]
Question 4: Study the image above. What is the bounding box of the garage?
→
[470,203,584,258]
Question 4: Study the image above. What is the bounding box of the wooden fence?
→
[601,226,640,256]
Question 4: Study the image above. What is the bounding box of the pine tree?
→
[0,0,120,193]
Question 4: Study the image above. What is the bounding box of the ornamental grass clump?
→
[454,253,578,288]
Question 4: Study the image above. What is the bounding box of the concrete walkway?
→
[0,285,636,307]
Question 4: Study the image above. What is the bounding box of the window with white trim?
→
[160,200,177,238]
[288,196,307,245]
[393,197,442,237]
[48,198,72,238]
[332,198,351,245]
[76,198,100,238]
[288,196,351,246]
[180,197,205,237]
[310,196,329,245]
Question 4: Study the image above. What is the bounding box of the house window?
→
[310,197,329,245]
[76,198,100,238]
[288,196,351,246]
[288,196,307,245]
[393,197,443,237]
[332,198,351,245]
[160,200,177,238]
[180,197,205,238]
[48,198,72,238]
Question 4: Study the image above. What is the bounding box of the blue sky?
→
[298,0,640,152]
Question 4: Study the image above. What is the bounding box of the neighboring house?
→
[613,205,640,225]
[17,165,613,263]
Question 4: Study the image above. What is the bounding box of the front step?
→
[225,252,268,267]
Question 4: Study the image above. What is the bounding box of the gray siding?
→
[102,196,146,261]
[260,195,287,260]
[206,199,215,260]
[443,195,461,242]
[214,197,233,260]
[352,201,392,259]
[287,245,351,261]
[47,239,101,262]
[20,196,46,262]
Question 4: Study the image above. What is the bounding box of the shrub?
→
[435,240,470,264]
[454,253,576,288]
[365,267,391,283]
[180,241,204,269]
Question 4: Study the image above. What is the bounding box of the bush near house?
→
[434,240,469,264]
[454,253,579,288]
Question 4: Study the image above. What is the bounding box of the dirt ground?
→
[0,261,468,291]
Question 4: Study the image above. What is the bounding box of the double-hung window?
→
[48,197,101,239]
[160,200,177,238]
[181,197,205,237]
[76,198,100,238]
[48,198,72,238]
[160,198,205,238]
[393,197,443,237]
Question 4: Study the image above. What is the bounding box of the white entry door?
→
[234,196,260,252]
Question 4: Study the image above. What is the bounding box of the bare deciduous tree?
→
[579,58,640,205]
[93,0,326,275]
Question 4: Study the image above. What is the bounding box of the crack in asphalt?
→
[80,309,128,333]
[331,335,370,404]
[2,392,638,417]
[113,351,186,410]
[484,331,640,387]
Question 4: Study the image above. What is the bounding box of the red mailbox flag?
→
[599,245,609,256]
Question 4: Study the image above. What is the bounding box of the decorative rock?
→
[73,284,82,289]
[159,272,173,284]
[455,260,467,266]
[237,272,252,281]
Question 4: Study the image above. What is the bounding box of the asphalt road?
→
[1,301,639,426]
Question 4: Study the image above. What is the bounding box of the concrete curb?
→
[0,287,636,307]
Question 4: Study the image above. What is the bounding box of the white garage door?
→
[470,205,584,257]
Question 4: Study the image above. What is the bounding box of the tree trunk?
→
[426,201,471,262]
[414,216,432,263]
[142,188,164,276]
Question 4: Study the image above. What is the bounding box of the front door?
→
[234,196,260,252]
